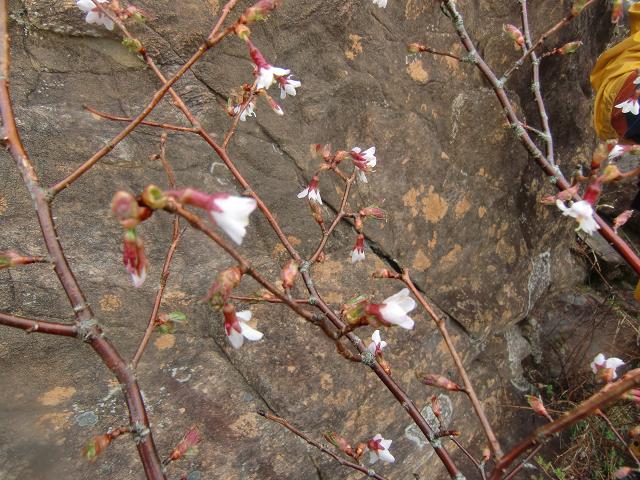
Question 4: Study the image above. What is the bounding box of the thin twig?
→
[598,410,640,467]
[83,105,199,133]
[257,410,389,480]
[401,270,503,459]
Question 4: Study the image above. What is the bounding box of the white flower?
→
[279,76,301,99]
[76,0,114,30]
[379,288,416,329]
[590,353,625,379]
[351,146,377,183]
[367,330,388,355]
[227,310,263,349]
[131,268,146,288]
[209,195,258,245]
[556,199,600,235]
[371,0,388,7]
[233,101,256,122]
[615,98,640,116]
[297,177,322,204]
[368,434,395,464]
[351,247,366,263]
[256,65,290,91]
[351,234,366,263]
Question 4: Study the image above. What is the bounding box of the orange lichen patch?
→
[496,237,517,264]
[478,206,487,218]
[313,259,344,283]
[36,411,71,432]
[39,387,76,406]
[99,294,122,312]
[155,334,176,351]
[345,34,363,60]
[440,244,462,269]
[407,59,429,84]
[322,291,344,305]
[0,196,7,215]
[272,236,301,256]
[441,151,450,160]
[405,0,428,19]
[162,289,191,306]
[320,373,333,390]
[428,231,438,250]
[402,186,423,217]
[412,249,431,270]
[230,413,259,439]
[454,197,471,218]
[422,186,448,222]
[444,43,464,72]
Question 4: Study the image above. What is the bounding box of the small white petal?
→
[379,449,395,463]
[372,330,382,344]
[227,328,244,349]
[297,187,310,199]
[369,450,379,464]
[236,310,252,322]
[240,323,264,342]
[357,170,368,183]
[605,357,625,370]
[210,196,258,245]
[351,249,366,263]
[591,353,606,373]
[131,268,146,288]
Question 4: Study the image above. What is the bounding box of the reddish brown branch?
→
[0,311,78,337]
[257,410,389,480]
[83,105,199,133]
[441,0,640,276]
[502,0,596,80]
[491,369,640,478]
[401,270,503,459]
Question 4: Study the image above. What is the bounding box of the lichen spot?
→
[0,196,7,215]
[99,294,122,312]
[407,59,429,84]
[155,334,176,351]
[422,186,448,223]
[345,34,363,60]
[412,249,431,270]
[454,197,471,218]
[39,387,76,406]
[402,186,423,217]
[440,244,462,269]
[478,206,487,218]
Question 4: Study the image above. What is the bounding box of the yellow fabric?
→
[591,3,640,140]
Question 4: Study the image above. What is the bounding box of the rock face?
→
[0,0,612,479]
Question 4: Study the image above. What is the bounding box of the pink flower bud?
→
[122,229,147,288]
[242,0,280,23]
[206,267,243,307]
[503,24,524,49]
[281,260,299,289]
[168,426,201,462]
[324,431,355,458]
[417,373,464,392]
[341,294,370,326]
[525,395,552,421]
[111,191,148,229]
[431,394,442,418]
[558,41,583,55]
[360,206,386,219]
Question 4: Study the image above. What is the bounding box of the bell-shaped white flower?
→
[556,199,600,235]
[279,76,302,99]
[368,434,395,464]
[351,234,366,263]
[378,288,416,329]
[226,310,263,349]
[297,176,322,204]
[233,101,256,122]
[367,330,388,355]
[209,196,258,245]
[256,65,291,91]
[590,353,625,379]
[76,0,114,30]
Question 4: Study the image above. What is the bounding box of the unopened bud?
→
[83,434,112,462]
[525,395,552,421]
[614,467,634,479]
[169,426,201,462]
[112,191,143,228]
[354,442,366,460]
[122,37,143,53]
[309,201,324,228]
[324,431,355,458]
[341,294,369,326]
[558,41,582,55]
[281,260,299,290]
[378,357,392,375]
[372,268,396,279]
[360,206,386,219]
[582,180,602,206]
[431,394,442,418]
[417,373,464,392]
[142,184,167,209]
[206,266,243,307]
[234,23,251,41]
[242,0,279,23]
[481,447,491,463]
[503,24,524,49]
[407,42,426,53]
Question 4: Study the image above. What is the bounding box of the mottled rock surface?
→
[0,0,614,478]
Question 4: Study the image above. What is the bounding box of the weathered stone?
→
[0,0,614,478]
